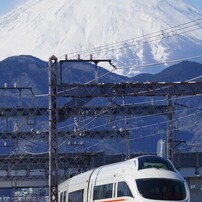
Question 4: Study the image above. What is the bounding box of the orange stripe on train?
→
[99,198,126,202]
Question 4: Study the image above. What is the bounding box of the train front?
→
[133,156,190,202]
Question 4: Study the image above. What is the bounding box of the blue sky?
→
[0,0,202,16]
[0,0,26,16]
[186,0,202,10]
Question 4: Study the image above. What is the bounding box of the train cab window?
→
[93,183,113,200]
[117,181,133,198]
[68,189,83,202]
[136,178,186,200]
[138,156,175,171]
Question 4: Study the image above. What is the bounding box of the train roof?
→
[59,155,182,189]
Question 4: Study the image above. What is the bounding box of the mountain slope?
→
[0,55,128,93]
[132,61,202,82]
[0,0,201,76]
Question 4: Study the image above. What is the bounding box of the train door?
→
[85,169,98,202]
[91,169,117,201]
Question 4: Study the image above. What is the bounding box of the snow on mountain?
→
[0,0,201,76]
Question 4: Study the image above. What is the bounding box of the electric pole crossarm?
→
[0,108,48,117]
[58,105,169,121]
[0,130,129,139]
[57,82,202,97]
[62,129,129,139]
[59,58,112,84]
[0,104,168,120]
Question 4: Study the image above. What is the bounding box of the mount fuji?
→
[0,0,201,76]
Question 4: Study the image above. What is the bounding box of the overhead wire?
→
[116,54,202,71]
[57,90,202,132]
[65,17,202,58]
[81,25,202,60]
[83,109,202,152]
[56,94,202,152]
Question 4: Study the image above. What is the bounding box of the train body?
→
[58,155,190,202]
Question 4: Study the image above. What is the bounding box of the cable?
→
[57,99,202,153]
[57,91,202,132]
[81,25,202,61]
[84,110,202,152]
[66,18,202,57]
[115,54,202,71]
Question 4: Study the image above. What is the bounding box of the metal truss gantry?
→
[58,82,202,97]
[0,152,96,188]
[0,105,168,119]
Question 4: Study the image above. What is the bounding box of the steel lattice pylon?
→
[48,55,58,202]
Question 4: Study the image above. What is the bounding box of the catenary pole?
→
[48,55,58,202]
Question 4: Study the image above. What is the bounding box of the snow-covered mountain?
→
[0,0,201,76]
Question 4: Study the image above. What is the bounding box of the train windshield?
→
[136,178,186,200]
[138,156,175,171]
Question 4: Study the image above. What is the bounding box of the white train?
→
[58,155,190,202]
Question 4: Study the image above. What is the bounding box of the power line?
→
[64,18,202,58]
[82,24,202,59]
[83,112,202,152]
[56,97,202,152]
[84,110,202,152]
[115,54,202,72]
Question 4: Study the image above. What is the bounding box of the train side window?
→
[117,181,133,198]
[68,189,84,202]
[63,191,66,202]
[93,183,113,200]
[60,192,63,202]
